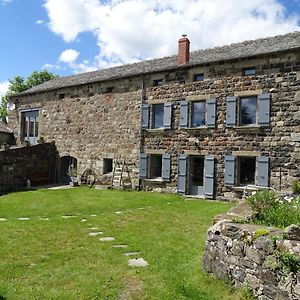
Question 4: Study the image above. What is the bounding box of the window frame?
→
[153,79,164,87]
[103,158,113,174]
[236,156,256,186]
[151,103,164,129]
[20,109,40,144]
[242,67,256,76]
[193,73,204,82]
[148,154,163,179]
[190,100,207,128]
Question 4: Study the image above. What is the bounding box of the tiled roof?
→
[0,120,13,134]
[14,31,300,96]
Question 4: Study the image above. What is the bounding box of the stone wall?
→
[0,142,58,194]
[203,216,300,299]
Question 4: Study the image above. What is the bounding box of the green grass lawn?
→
[0,187,244,299]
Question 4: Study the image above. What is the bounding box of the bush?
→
[247,190,300,228]
[292,181,300,195]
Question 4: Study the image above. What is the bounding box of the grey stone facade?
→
[7,32,300,198]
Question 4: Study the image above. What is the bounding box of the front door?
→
[189,156,205,196]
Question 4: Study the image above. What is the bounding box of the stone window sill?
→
[146,128,166,133]
[144,178,165,183]
[181,126,211,131]
[232,125,263,133]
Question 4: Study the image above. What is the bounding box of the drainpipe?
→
[138,78,145,191]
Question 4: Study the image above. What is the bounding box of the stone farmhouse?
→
[7,31,300,199]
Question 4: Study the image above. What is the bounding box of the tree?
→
[0,70,58,122]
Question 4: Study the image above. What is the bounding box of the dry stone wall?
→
[203,220,300,299]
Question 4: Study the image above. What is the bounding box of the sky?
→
[0,0,300,98]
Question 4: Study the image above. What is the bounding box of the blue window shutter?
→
[163,102,172,129]
[162,154,171,181]
[177,155,187,194]
[204,155,215,198]
[225,156,235,186]
[206,98,216,128]
[258,93,271,126]
[139,154,148,179]
[226,96,237,127]
[179,101,189,128]
[141,104,149,129]
[257,156,269,187]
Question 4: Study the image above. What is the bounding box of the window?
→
[139,153,171,181]
[193,73,204,81]
[149,154,162,178]
[243,67,256,76]
[238,157,256,185]
[103,158,113,174]
[179,98,216,129]
[191,101,206,127]
[59,93,65,100]
[141,103,172,130]
[226,94,270,127]
[105,87,114,93]
[240,96,257,125]
[153,79,163,87]
[225,155,269,187]
[21,110,39,144]
[152,104,164,129]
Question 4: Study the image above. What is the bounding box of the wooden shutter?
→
[177,155,187,194]
[206,98,216,128]
[256,156,269,187]
[226,96,237,127]
[141,104,149,129]
[179,101,189,128]
[258,93,271,126]
[139,154,148,179]
[162,154,171,181]
[225,156,235,186]
[163,102,172,129]
[204,155,215,198]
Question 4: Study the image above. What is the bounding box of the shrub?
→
[247,190,300,228]
[292,181,300,195]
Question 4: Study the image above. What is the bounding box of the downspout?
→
[138,78,145,191]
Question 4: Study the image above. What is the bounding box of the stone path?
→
[100,237,115,242]
[113,244,128,248]
[88,232,103,237]
[0,218,7,221]
[62,215,77,219]
[18,217,30,220]
[123,252,141,256]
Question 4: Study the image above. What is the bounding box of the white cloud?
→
[44,0,300,71]
[1,0,12,4]
[59,49,80,63]
[0,81,9,98]
[35,19,45,25]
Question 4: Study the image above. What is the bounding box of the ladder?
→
[111,158,133,190]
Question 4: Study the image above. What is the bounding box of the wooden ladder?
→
[111,158,133,190]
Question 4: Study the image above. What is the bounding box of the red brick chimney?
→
[178,34,190,65]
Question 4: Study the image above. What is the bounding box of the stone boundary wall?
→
[203,208,300,299]
[0,142,58,194]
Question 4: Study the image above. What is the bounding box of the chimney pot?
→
[178,35,190,65]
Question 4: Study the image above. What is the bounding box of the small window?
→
[152,104,164,128]
[105,87,114,93]
[149,154,162,178]
[59,93,65,100]
[238,157,256,185]
[243,67,256,76]
[191,101,206,127]
[103,158,113,174]
[240,96,257,125]
[153,79,163,87]
[193,73,204,81]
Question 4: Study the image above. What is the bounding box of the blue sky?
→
[0,0,299,96]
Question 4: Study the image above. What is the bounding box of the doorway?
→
[189,155,205,196]
[60,156,77,183]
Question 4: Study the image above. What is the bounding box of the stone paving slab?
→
[18,217,30,220]
[88,232,103,237]
[113,244,128,248]
[123,252,141,256]
[0,218,7,221]
[100,237,115,242]
[128,258,148,267]
[61,215,77,219]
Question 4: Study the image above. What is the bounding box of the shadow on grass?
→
[0,296,7,300]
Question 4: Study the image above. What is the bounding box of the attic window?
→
[59,93,65,100]
[105,87,114,93]
[153,79,163,87]
[243,67,256,76]
[193,73,204,81]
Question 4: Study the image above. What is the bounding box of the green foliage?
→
[253,228,269,240]
[275,251,300,274]
[292,181,300,194]
[247,190,300,228]
[0,70,58,121]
